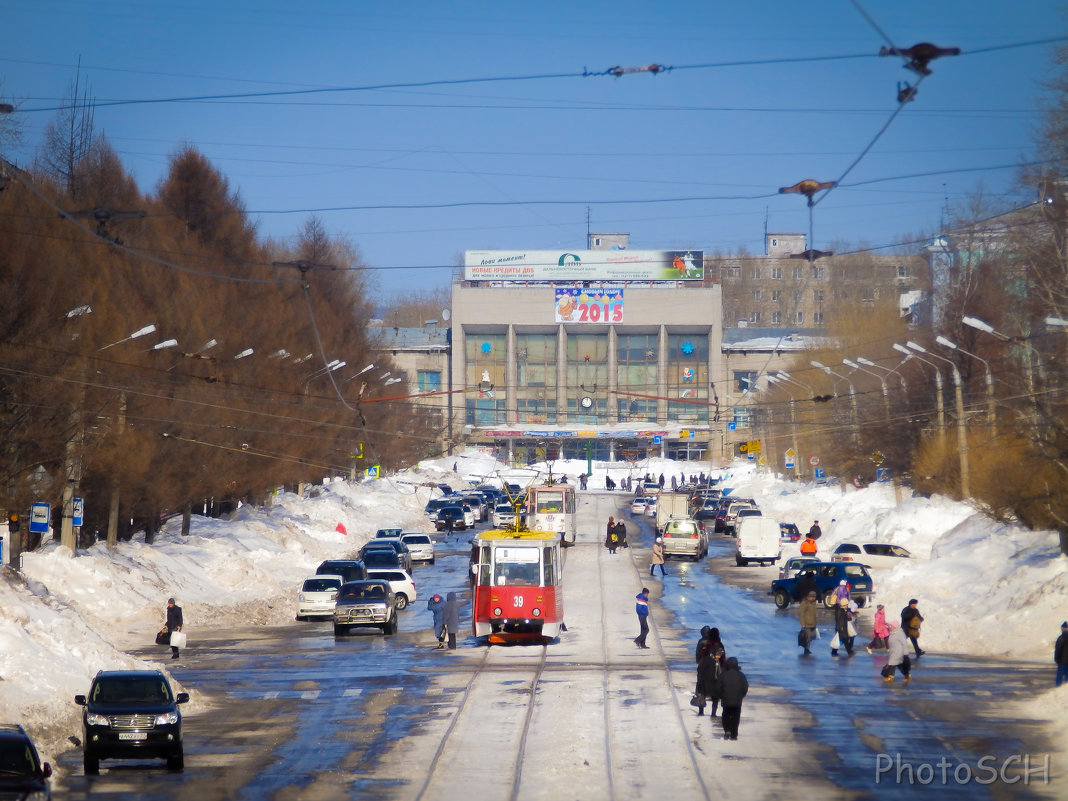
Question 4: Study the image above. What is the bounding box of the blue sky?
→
[2,1,1065,301]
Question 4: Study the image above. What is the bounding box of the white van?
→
[735,517,782,566]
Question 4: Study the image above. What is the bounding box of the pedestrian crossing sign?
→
[365,465,380,479]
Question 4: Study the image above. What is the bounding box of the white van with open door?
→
[735,517,782,566]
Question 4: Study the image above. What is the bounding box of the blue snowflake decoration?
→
[681,341,695,355]
[481,342,492,354]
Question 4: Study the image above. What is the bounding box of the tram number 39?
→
[512,595,524,607]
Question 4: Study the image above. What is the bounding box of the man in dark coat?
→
[1055,621,1068,686]
[719,657,749,740]
[165,597,183,660]
[900,599,925,657]
[807,520,823,540]
[634,588,650,649]
[444,592,460,649]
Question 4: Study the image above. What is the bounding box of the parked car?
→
[75,670,189,773]
[360,549,403,570]
[400,533,435,564]
[0,724,52,798]
[375,528,402,539]
[831,542,913,569]
[296,574,343,620]
[461,494,489,521]
[316,559,366,583]
[777,555,821,580]
[492,503,517,528]
[644,498,658,518]
[770,561,874,609]
[631,497,649,516]
[723,501,755,535]
[424,499,450,522]
[693,503,720,523]
[779,522,802,542]
[366,568,417,609]
[435,505,467,531]
[361,539,412,572]
[332,580,397,635]
[660,518,708,561]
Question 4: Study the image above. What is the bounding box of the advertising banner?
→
[465,249,704,282]
[555,287,624,324]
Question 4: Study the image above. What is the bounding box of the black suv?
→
[0,723,52,798]
[75,670,189,773]
[316,559,367,583]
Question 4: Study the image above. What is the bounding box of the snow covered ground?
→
[2,450,1067,771]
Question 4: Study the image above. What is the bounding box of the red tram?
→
[471,529,564,644]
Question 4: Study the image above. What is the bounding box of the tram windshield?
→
[493,546,540,586]
[539,490,572,513]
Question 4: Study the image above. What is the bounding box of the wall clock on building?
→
[580,396,593,409]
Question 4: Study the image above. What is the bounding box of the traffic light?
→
[7,512,18,533]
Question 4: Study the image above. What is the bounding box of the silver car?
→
[296,574,343,620]
[400,533,435,564]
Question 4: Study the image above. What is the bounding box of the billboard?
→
[464,249,704,282]
[555,287,624,323]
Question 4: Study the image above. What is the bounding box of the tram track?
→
[412,641,549,801]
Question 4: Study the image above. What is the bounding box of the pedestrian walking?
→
[427,593,446,648]
[798,590,818,655]
[579,473,588,490]
[882,626,912,682]
[605,516,618,554]
[866,604,890,653]
[808,519,823,540]
[444,592,460,649]
[658,473,665,489]
[799,533,818,556]
[614,520,629,549]
[164,597,183,660]
[671,475,678,491]
[1055,621,1068,686]
[900,599,925,657]
[650,537,666,577]
[831,597,855,656]
[719,657,749,740]
[695,625,712,662]
[634,588,650,649]
[831,579,851,605]
[698,628,726,717]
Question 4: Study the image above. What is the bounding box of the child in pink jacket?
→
[866,603,891,652]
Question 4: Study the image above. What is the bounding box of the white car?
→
[645,499,658,518]
[366,568,417,609]
[492,504,517,528]
[296,574,343,621]
[831,542,912,570]
[400,533,435,564]
[460,504,477,528]
[631,497,649,516]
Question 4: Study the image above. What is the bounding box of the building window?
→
[814,266,825,280]
[795,311,804,324]
[593,237,601,246]
[733,406,752,429]
[667,334,708,424]
[813,289,825,303]
[771,290,782,302]
[771,311,782,324]
[417,370,441,392]
[752,289,762,301]
[567,333,609,389]
[751,267,761,280]
[794,266,804,280]
[814,311,825,325]
[794,291,802,303]
[734,370,757,393]
[771,267,782,280]
[728,264,741,278]
[750,311,761,324]
[896,264,907,278]
[861,288,875,302]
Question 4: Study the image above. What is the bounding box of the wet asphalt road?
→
[49,495,1064,800]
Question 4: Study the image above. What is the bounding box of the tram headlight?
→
[531,607,541,617]
[493,607,503,617]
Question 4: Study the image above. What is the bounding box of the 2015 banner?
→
[555,287,624,324]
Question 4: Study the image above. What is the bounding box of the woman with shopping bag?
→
[164,597,184,659]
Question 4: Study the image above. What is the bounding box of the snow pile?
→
[1,452,1066,764]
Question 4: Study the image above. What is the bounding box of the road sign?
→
[784,454,795,469]
[653,435,662,444]
[727,422,736,431]
[746,440,762,454]
[809,455,820,467]
[72,498,84,527]
[29,502,50,534]
[814,467,826,479]
[365,465,380,479]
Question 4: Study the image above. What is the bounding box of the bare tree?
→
[37,62,96,199]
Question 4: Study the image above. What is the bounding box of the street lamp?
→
[857,355,910,393]
[811,360,859,444]
[894,342,945,431]
[98,324,156,351]
[845,358,890,422]
[962,315,1012,342]
[936,335,997,439]
[907,341,969,498]
[767,375,801,477]
[234,348,254,360]
[149,338,179,351]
